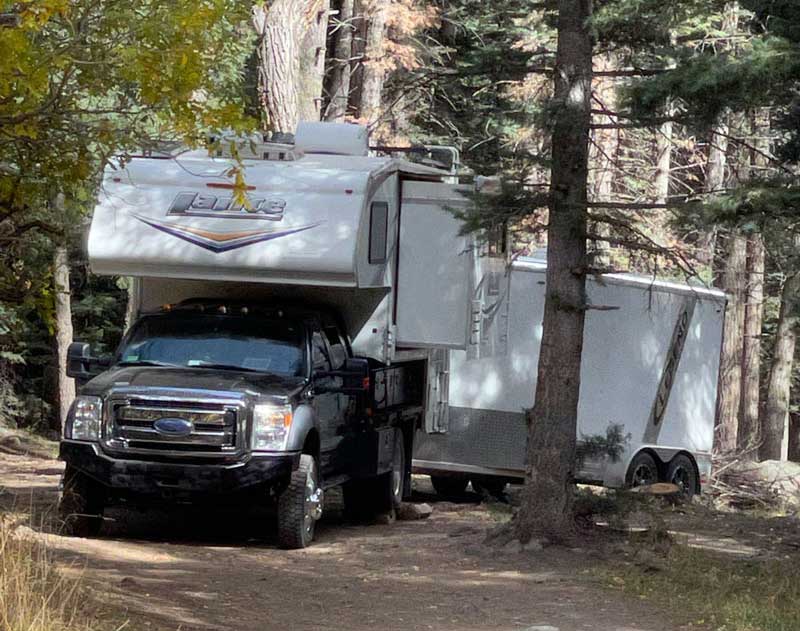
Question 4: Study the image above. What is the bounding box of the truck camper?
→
[60,121,725,548]
[61,122,474,547]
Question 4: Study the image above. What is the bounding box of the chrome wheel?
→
[305,464,324,535]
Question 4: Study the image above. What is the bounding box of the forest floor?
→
[1,435,799,631]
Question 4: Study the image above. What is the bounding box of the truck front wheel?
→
[58,465,105,538]
[277,454,322,549]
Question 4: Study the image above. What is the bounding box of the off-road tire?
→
[430,475,468,498]
[625,451,660,488]
[666,454,698,498]
[277,454,320,549]
[470,476,507,500]
[58,466,105,538]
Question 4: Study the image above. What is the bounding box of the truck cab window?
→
[311,331,331,372]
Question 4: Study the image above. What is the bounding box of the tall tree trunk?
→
[298,0,330,122]
[515,0,592,543]
[706,110,747,453]
[654,114,672,205]
[760,272,800,461]
[716,233,747,452]
[357,0,388,123]
[53,244,75,431]
[739,235,764,454]
[739,110,769,455]
[325,0,355,121]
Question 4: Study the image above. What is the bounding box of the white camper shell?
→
[88,122,725,494]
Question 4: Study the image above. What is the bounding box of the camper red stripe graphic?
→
[132,214,322,253]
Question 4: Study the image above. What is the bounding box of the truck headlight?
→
[64,396,103,441]
[252,403,292,451]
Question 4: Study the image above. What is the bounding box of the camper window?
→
[369,201,389,264]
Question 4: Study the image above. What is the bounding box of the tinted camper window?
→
[369,201,389,264]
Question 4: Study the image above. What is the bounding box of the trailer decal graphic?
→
[167,192,287,221]
[642,297,697,444]
[131,214,323,253]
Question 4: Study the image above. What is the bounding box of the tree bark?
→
[356,0,388,123]
[760,272,800,461]
[738,110,769,455]
[53,244,75,431]
[715,233,747,453]
[738,235,764,454]
[298,0,330,122]
[514,0,592,543]
[654,114,672,205]
[325,0,355,122]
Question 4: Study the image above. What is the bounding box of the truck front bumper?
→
[60,441,299,502]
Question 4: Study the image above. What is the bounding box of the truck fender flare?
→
[285,402,317,454]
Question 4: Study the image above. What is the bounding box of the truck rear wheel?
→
[430,475,468,498]
[344,430,405,521]
[277,454,322,549]
[58,466,105,538]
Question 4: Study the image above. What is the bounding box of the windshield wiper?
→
[186,361,262,373]
[117,360,178,368]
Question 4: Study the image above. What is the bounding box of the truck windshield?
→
[117,315,305,376]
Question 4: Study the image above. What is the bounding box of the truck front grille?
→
[106,398,241,457]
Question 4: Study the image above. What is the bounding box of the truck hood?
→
[82,366,307,400]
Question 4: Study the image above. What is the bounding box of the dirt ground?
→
[1,441,796,631]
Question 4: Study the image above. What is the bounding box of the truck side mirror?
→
[66,342,110,382]
[67,342,93,380]
[313,357,370,395]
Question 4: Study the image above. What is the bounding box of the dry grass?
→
[605,544,800,631]
[0,517,101,631]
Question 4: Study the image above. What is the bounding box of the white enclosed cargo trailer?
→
[412,253,726,495]
[85,122,724,499]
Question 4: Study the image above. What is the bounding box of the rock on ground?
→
[397,502,433,521]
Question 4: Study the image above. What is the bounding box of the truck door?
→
[311,329,348,479]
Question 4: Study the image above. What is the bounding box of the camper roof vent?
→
[295,122,369,156]
[208,133,299,161]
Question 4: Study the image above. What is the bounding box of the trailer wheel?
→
[625,452,659,489]
[471,476,507,500]
[58,466,105,538]
[277,454,322,549]
[667,454,698,498]
[430,475,468,498]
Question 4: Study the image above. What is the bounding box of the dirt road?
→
[0,447,701,631]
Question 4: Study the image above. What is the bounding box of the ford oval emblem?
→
[153,417,193,437]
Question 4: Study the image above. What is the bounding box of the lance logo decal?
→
[132,214,322,253]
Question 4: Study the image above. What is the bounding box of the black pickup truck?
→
[60,300,423,548]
